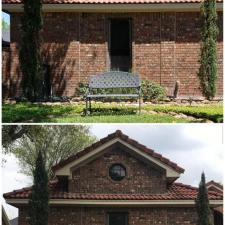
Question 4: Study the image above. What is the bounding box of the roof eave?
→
[2,3,223,13]
[5,198,223,207]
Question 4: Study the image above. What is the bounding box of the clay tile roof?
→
[51,130,185,174]
[206,180,223,190]
[3,181,223,201]
[2,0,223,4]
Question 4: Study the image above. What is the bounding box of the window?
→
[108,212,128,225]
[109,164,126,181]
[57,176,68,192]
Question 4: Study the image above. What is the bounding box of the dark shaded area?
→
[110,19,131,72]
[42,64,52,97]
[214,210,223,225]
[108,212,128,225]
[2,40,10,48]
[10,217,18,225]
[57,176,69,192]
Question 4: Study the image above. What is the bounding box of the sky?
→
[2,12,10,24]
[2,124,224,220]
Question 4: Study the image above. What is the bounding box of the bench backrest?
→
[89,71,141,89]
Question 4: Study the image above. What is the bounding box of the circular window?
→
[109,164,126,181]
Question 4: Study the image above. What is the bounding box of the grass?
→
[2,102,223,123]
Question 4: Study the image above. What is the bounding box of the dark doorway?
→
[108,212,128,225]
[42,64,52,97]
[214,210,223,225]
[109,19,132,72]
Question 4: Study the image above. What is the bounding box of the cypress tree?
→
[28,150,49,225]
[19,0,43,101]
[195,172,212,225]
[198,0,218,100]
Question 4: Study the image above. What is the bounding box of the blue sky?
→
[2,11,10,24]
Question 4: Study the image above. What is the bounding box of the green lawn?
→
[2,102,223,123]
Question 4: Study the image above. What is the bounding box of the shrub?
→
[141,80,166,101]
[75,82,88,97]
[198,0,218,100]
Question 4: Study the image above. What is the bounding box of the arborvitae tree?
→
[28,150,49,225]
[198,0,218,100]
[19,0,43,101]
[195,172,212,225]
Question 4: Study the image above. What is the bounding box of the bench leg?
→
[85,98,88,116]
[139,96,141,115]
[89,99,92,114]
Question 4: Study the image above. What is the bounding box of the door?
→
[109,18,132,72]
[108,212,128,225]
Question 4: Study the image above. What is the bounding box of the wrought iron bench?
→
[84,71,141,115]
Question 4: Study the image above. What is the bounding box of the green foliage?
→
[5,125,97,178]
[144,104,223,123]
[195,173,212,225]
[75,81,166,101]
[141,81,166,101]
[75,82,88,97]
[2,19,9,31]
[2,125,29,150]
[198,0,218,100]
[28,150,49,225]
[19,0,43,101]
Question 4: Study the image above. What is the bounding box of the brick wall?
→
[18,206,200,225]
[69,146,166,194]
[5,11,223,97]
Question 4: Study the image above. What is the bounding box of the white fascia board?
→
[6,199,223,207]
[54,137,181,178]
[2,3,223,13]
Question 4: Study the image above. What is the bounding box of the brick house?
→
[2,0,223,99]
[4,130,223,225]
[206,181,223,225]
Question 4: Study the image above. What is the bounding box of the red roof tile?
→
[3,182,223,201]
[2,0,223,4]
[206,180,223,190]
[51,130,184,174]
